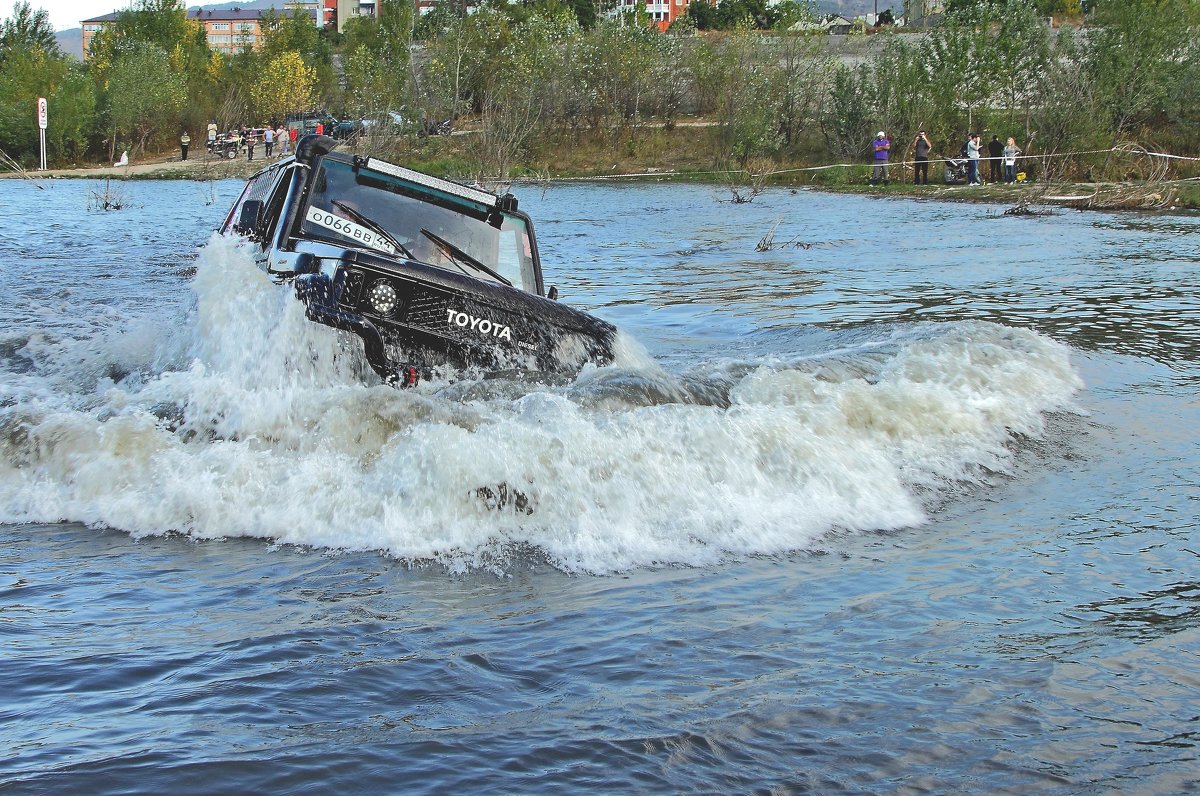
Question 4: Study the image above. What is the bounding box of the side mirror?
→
[547,285,559,301]
[236,199,264,236]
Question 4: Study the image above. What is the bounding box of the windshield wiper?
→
[420,228,512,287]
[330,200,414,259]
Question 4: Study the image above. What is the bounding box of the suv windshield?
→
[300,157,538,292]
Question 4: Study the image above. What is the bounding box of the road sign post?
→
[37,97,47,171]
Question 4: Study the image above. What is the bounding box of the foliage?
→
[106,41,186,156]
[88,0,205,79]
[251,50,318,122]
[1082,0,1199,142]
[0,3,92,163]
[683,0,815,29]
[823,63,875,160]
[0,1,58,60]
[260,8,335,107]
[0,0,1195,182]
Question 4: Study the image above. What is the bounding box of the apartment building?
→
[81,4,333,59]
[615,0,695,30]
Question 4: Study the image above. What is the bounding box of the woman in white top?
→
[1003,137,1022,183]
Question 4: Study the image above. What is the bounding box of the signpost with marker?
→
[37,97,47,171]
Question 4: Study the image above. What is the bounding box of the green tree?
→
[770,32,834,148]
[920,2,996,137]
[1084,0,1200,144]
[46,67,97,161]
[1163,47,1200,149]
[88,0,205,74]
[991,0,1053,136]
[0,1,58,60]
[1026,24,1099,162]
[684,0,719,29]
[476,8,581,179]
[872,35,938,155]
[339,0,412,115]
[106,41,186,157]
[823,62,876,160]
[0,2,92,164]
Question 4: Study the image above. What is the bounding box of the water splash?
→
[0,236,1083,573]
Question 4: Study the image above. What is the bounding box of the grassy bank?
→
[12,125,1199,212]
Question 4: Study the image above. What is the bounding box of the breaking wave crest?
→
[0,236,1083,573]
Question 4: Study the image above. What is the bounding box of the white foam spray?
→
[0,236,1083,573]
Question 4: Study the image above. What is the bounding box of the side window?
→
[498,218,537,292]
[258,169,293,247]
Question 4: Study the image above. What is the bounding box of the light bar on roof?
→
[364,158,499,208]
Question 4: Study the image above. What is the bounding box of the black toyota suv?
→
[221,135,615,386]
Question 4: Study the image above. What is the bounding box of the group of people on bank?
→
[178,121,308,162]
[870,130,1025,186]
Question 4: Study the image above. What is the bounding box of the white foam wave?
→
[0,236,1084,573]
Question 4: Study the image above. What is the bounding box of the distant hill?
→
[55,28,82,59]
[185,0,277,11]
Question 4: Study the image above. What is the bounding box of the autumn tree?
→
[260,6,334,104]
[87,0,206,80]
[251,50,318,122]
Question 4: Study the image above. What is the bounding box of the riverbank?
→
[1,151,266,181]
[7,132,1197,212]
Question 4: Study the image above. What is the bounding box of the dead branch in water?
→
[727,158,772,204]
[89,178,128,211]
[756,217,815,251]
[0,148,45,188]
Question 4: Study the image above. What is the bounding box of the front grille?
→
[404,286,455,333]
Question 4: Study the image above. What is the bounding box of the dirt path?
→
[2,151,272,181]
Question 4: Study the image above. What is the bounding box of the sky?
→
[32,0,133,30]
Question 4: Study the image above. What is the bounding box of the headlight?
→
[367,280,398,315]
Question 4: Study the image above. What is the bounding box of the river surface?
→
[1,178,1197,794]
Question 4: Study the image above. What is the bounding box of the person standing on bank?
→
[967,134,982,185]
[871,131,891,186]
[1003,137,1022,183]
[912,129,931,185]
[206,119,216,154]
[180,131,190,161]
[264,125,274,158]
[246,128,255,161]
[987,134,1004,183]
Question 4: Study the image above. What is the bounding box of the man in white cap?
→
[871,131,891,186]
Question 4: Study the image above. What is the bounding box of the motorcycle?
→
[943,156,969,185]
